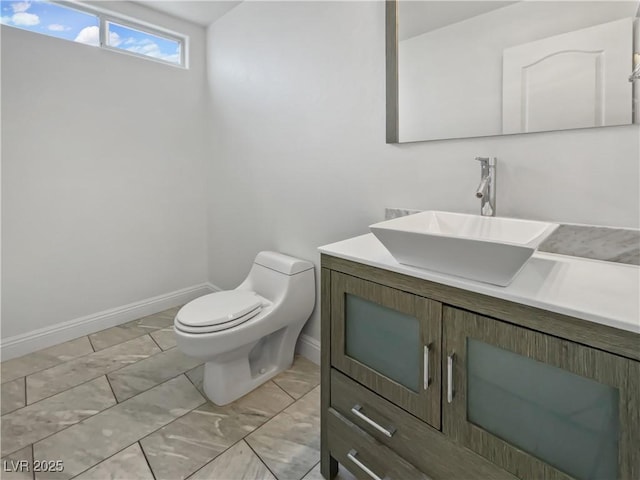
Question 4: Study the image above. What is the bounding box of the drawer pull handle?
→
[447,353,455,403]
[351,404,396,438]
[423,344,430,390]
[347,449,388,480]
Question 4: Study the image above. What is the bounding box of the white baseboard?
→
[296,333,320,365]
[0,282,323,365]
[1,283,220,361]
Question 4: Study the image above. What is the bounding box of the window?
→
[0,1,187,67]
[0,1,99,44]
[105,21,182,66]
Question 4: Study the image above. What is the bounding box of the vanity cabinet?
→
[443,306,638,480]
[320,256,640,480]
[330,271,441,428]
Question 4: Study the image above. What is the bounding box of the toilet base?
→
[202,357,291,405]
[201,325,300,405]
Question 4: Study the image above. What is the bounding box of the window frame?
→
[101,17,186,68]
[44,1,189,68]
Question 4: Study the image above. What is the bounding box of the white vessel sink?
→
[370,211,558,286]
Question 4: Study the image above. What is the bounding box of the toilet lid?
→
[175,290,264,329]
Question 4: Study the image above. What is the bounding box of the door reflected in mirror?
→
[388,1,640,143]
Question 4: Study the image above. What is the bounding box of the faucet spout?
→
[476,176,490,198]
[474,157,497,216]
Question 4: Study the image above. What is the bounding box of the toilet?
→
[174,251,315,405]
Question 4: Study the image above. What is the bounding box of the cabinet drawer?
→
[331,369,518,480]
[327,407,428,480]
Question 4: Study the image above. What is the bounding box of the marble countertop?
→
[319,233,640,335]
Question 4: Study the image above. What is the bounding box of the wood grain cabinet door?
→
[442,306,639,480]
[330,271,442,429]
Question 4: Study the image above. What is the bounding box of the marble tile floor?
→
[0,307,352,480]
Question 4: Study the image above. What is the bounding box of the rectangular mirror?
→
[386,1,640,143]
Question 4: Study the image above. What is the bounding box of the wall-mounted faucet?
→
[475,156,496,216]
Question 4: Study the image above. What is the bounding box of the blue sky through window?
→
[1,1,98,43]
[107,21,181,65]
[1,1,183,65]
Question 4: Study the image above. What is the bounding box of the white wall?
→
[398,1,638,141]
[1,1,208,341]
[205,1,640,342]
[2,0,638,353]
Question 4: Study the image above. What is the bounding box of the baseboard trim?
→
[1,283,220,361]
[296,333,320,365]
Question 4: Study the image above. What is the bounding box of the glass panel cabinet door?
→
[443,306,640,480]
[330,271,442,428]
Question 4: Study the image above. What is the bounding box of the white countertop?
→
[319,234,640,335]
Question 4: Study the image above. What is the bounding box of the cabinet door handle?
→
[347,449,388,480]
[351,404,396,437]
[423,344,430,390]
[447,353,455,403]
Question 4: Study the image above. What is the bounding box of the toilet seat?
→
[175,290,267,334]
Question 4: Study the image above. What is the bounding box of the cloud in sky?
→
[2,1,39,27]
[10,1,31,13]
[110,31,122,46]
[125,38,159,55]
[11,11,38,25]
[74,26,121,47]
[74,25,99,45]
[122,37,178,63]
[48,23,70,32]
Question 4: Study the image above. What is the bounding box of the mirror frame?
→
[386,0,399,144]
[385,0,639,144]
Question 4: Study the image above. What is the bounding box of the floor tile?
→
[32,375,205,480]
[150,328,176,351]
[88,309,177,351]
[1,376,116,457]
[273,355,320,399]
[73,443,154,480]
[187,440,275,480]
[107,348,201,402]
[1,337,93,384]
[301,463,357,480]
[301,463,323,480]
[246,386,320,480]
[157,305,181,318]
[1,377,26,415]
[185,365,204,395]
[1,446,33,480]
[140,380,293,480]
[26,335,160,404]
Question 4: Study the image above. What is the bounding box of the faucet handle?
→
[475,156,496,167]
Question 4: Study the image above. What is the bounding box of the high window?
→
[1,1,186,67]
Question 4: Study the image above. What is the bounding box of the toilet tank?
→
[253,251,314,275]
[238,251,315,305]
